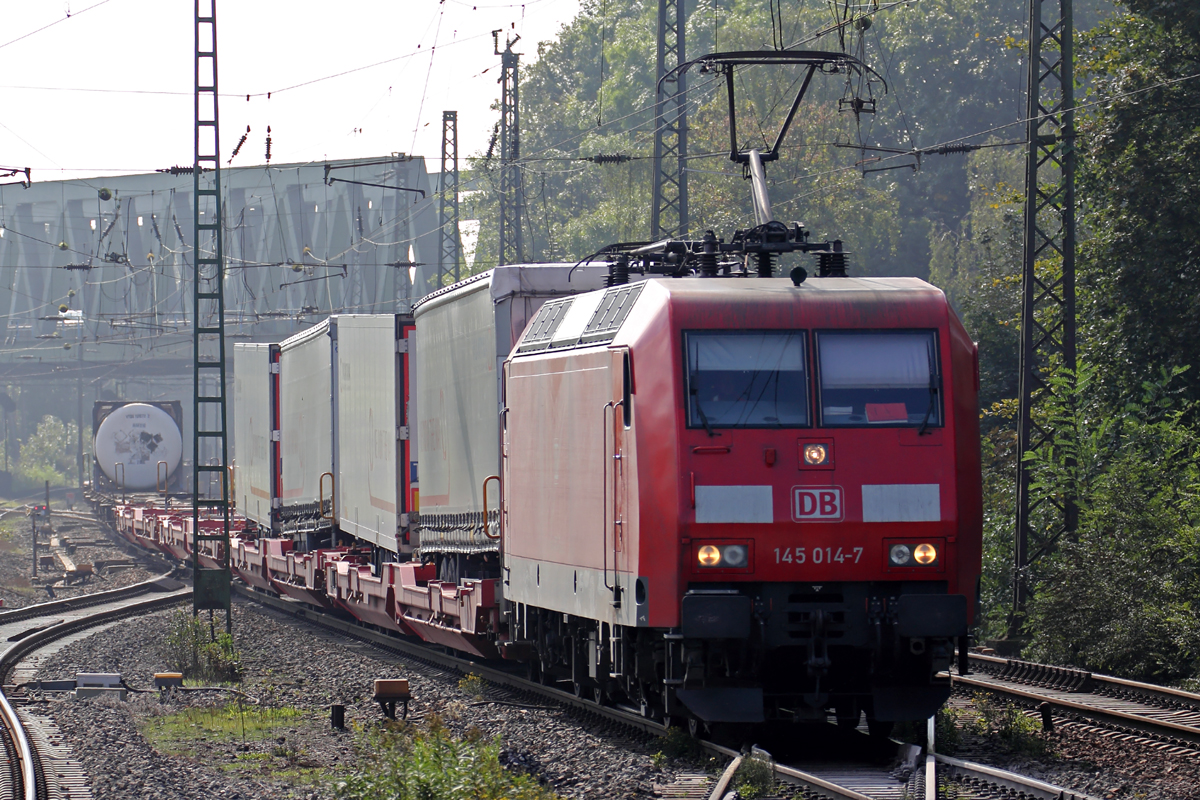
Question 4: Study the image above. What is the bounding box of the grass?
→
[335,715,560,800]
[141,702,307,758]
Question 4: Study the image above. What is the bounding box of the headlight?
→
[698,545,721,567]
[803,443,829,465]
[889,544,912,566]
[696,543,750,568]
[913,543,938,565]
[721,544,747,567]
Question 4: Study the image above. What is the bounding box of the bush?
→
[163,609,242,683]
[336,721,559,800]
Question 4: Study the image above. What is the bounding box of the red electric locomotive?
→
[500,270,981,733]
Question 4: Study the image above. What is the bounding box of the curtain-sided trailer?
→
[233,343,279,530]
[411,264,623,579]
[235,315,417,551]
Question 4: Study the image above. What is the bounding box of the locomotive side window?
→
[685,332,809,429]
[817,331,941,428]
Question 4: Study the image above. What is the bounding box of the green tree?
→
[1074,9,1200,404]
[1022,367,1200,681]
[15,415,76,492]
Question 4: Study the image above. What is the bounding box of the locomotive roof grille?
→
[517,298,572,352]
[580,284,644,343]
[518,283,646,354]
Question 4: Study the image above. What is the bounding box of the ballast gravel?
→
[0,508,160,610]
[26,598,690,799]
[946,693,1200,800]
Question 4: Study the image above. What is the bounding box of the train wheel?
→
[687,716,701,738]
[593,686,605,706]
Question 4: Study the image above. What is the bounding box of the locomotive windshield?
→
[817,331,941,428]
[685,332,809,429]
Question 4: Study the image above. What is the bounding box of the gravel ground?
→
[946,693,1200,800]
[24,598,695,800]
[0,504,160,610]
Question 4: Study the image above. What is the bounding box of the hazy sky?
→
[0,0,581,181]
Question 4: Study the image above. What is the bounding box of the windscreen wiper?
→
[691,388,717,437]
[917,374,940,436]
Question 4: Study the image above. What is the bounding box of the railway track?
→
[958,652,1200,750]
[1,679,36,800]
[233,583,1098,800]
[0,574,191,800]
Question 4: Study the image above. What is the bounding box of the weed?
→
[336,719,560,799]
[162,609,242,683]
[650,751,667,769]
[271,738,302,764]
[935,706,964,755]
[443,699,467,720]
[458,672,485,698]
[972,692,1050,755]
[659,725,700,759]
[734,754,775,799]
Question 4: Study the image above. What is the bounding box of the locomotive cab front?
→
[502,275,982,734]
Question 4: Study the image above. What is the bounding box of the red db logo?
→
[792,487,843,522]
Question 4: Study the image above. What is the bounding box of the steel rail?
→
[0,685,37,800]
[0,588,191,685]
[935,753,1101,800]
[970,651,1200,709]
[0,572,181,627]
[960,654,1200,746]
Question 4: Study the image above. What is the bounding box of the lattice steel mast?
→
[495,32,524,266]
[651,0,689,239]
[439,110,461,285]
[192,0,232,632]
[1014,0,1076,625]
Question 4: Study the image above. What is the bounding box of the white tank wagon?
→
[92,401,184,492]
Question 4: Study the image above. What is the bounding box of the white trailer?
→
[412,263,617,562]
[333,314,415,553]
[232,342,279,530]
[279,321,334,536]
